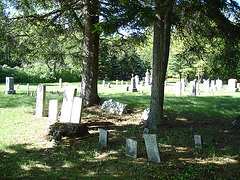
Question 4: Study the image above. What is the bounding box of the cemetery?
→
[1,0,240,178]
[0,79,240,179]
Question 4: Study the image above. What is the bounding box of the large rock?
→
[101,99,127,115]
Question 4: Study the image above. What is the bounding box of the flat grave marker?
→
[143,134,161,163]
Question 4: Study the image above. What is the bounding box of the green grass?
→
[0,82,239,179]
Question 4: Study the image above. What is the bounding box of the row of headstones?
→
[175,78,239,96]
[99,128,203,163]
[36,84,83,124]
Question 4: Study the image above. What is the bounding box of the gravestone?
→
[125,86,129,91]
[131,74,137,92]
[203,79,210,94]
[141,108,150,121]
[227,79,237,92]
[48,100,59,122]
[99,128,108,146]
[101,100,127,115]
[126,138,138,158]
[60,86,77,123]
[216,78,222,90]
[175,82,182,96]
[70,97,83,123]
[140,81,144,86]
[143,134,161,163]
[4,77,16,94]
[27,83,29,90]
[116,80,119,85]
[36,84,46,118]
[180,79,185,92]
[107,83,111,88]
[145,69,150,85]
[194,135,202,148]
[211,80,216,91]
[102,80,105,87]
[59,78,62,88]
[135,75,139,85]
[121,80,124,85]
[189,80,196,96]
[30,91,34,97]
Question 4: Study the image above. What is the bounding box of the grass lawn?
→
[0,81,239,179]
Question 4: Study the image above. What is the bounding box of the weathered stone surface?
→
[36,84,46,118]
[99,128,108,146]
[48,122,89,140]
[143,134,161,163]
[194,135,202,149]
[126,138,138,159]
[141,108,150,121]
[101,100,127,115]
[227,79,238,92]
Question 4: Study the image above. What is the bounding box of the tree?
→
[98,0,240,130]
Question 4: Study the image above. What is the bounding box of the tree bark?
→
[142,0,173,130]
[81,0,100,106]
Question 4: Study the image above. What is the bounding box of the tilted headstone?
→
[99,128,108,146]
[101,100,127,115]
[194,135,202,148]
[4,77,16,94]
[141,108,150,121]
[59,78,62,88]
[227,79,237,92]
[36,84,46,118]
[70,97,83,123]
[143,134,161,163]
[216,78,222,90]
[175,82,182,96]
[60,86,77,123]
[126,138,139,159]
[48,100,59,122]
[131,74,137,92]
[145,69,150,85]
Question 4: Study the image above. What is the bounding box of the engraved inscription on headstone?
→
[36,84,46,118]
[71,97,83,123]
[60,86,77,123]
[143,134,161,163]
[126,138,138,159]
[99,128,108,146]
[48,100,59,122]
[194,135,202,148]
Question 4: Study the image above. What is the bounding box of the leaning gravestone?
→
[101,100,127,115]
[48,100,59,122]
[70,97,83,123]
[143,134,161,163]
[60,86,77,123]
[4,77,16,94]
[194,135,202,148]
[126,138,139,158]
[141,108,150,121]
[36,84,46,118]
[99,128,108,146]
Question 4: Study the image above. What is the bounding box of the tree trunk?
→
[81,0,100,106]
[142,0,173,130]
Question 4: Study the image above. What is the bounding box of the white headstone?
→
[135,75,139,85]
[216,79,222,90]
[102,80,105,87]
[59,78,62,88]
[70,97,83,123]
[227,79,237,92]
[145,69,150,85]
[189,81,196,96]
[116,80,119,85]
[36,84,46,118]
[60,86,77,123]
[203,79,210,94]
[121,80,124,85]
[175,82,182,96]
[48,100,59,122]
